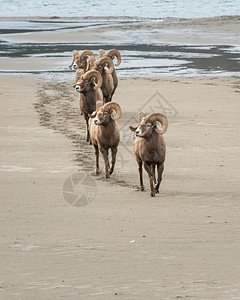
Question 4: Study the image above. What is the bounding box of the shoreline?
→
[0,15,239,77]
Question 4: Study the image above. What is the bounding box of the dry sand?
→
[0,16,240,299]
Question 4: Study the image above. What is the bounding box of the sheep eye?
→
[146,124,151,128]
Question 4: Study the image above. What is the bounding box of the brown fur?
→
[89,103,121,178]
[73,77,103,143]
[97,49,120,101]
[129,113,167,197]
[70,51,96,72]
[92,60,114,103]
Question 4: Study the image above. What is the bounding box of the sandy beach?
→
[1,16,240,299]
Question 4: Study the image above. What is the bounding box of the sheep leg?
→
[109,147,117,175]
[144,162,155,197]
[86,124,92,145]
[155,163,164,193]
[137,159,144,191]
[87,128,91,144]
[84,115,91,144]
[100,148,110,178]
[94,144,100,175]
[152,164,156,184]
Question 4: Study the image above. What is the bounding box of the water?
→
[0,0,240,18]
[1,40,239,77]
[0,3,240,77]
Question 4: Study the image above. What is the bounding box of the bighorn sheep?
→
[92,57,115,103]
[73,70,103,142]
[99,49,121,98]
[69,50,96,71]
[88,102,122,178]
[129,112,168,197]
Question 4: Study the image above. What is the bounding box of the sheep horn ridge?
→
[106,49,121,66]
[103,102,122,120]
[145,113,168,134]
[138,112,147,123]
[83,70,102,90]
[79,50,95,60]
[95,57,114,73]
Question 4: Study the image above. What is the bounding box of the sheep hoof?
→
[140,186,145,191]
[155,189,159,194]
[151,192,155,197]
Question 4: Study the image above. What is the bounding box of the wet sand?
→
[1,16,240,299]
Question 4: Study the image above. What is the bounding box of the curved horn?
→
[85,56,96,71]
[145,113,168,134]
[79,50,95,60]
[103,102,122,120]
[69,50,79,68]
[83,70,102,90]
[138,112,146,123]
[94,57,114,73]
[99,49,105,58]
[106,49,121,66]
[86,59,91,72]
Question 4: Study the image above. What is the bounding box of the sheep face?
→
[133,120,157,138]
[73,55,86,70]
[73,79,93,93]
[92,107,111,126]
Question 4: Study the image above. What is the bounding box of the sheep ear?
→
[89,111,97,118]
[129,125,137,132]
[73,84,76,88]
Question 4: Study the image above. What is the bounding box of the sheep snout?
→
[94,118,100,125]
[75,85,81,92]
[135,127,142,136]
